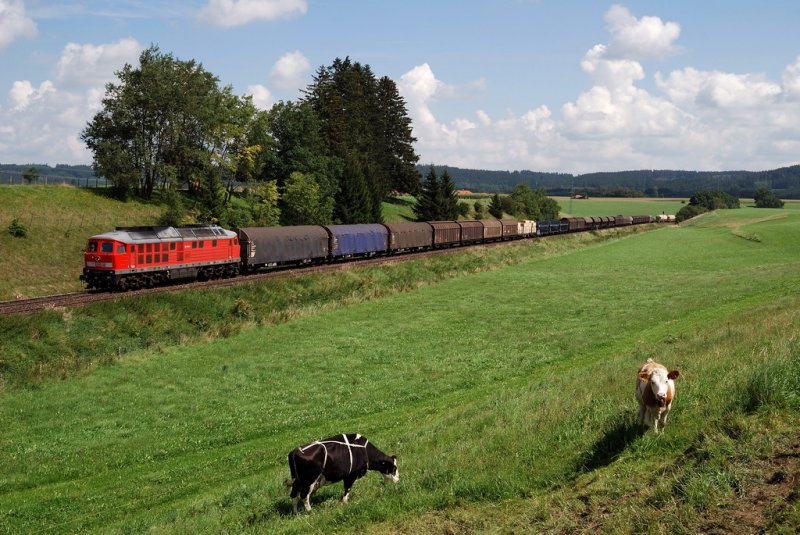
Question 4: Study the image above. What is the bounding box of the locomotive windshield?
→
[101,243,114,253]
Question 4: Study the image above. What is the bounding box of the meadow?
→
[1,205,798,533]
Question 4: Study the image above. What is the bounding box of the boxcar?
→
[500,219,520,238]
[457,220,484,243]
[517,220,537,237]
[631,215,651,224]
[429,221,461,246]
[614,215,633,226]
[480,219,503,240]
[383,222,433,252]
[324,224,388,259]
[562,217,584,232]
[536,220,560,236]
[238,225,329,269]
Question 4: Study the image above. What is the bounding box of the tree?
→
[303,57,420,222]
[335,152,373,224]
[247,180,281,226]
[375,76,421,195]
[413,165,443,221]
[22,167,39,184]
[82,45,256,206]
[676,204,707,222]
[754,187,784,208]
[259,101,337,220]
[473,201,486,219]
[439,170,460,219]
[488,193,504,218]
[282,172,328,225]
[689,190,740,210]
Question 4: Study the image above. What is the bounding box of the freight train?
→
[80,215,673,291]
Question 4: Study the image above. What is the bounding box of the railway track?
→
[0,237,522,316]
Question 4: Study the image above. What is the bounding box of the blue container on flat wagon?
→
[324,224,389,258]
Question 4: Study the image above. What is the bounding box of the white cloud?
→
[197,0,307,28]
[0,0,36,52]
[246,84,275,110]
[1,38,143,164]
[782,56,800,98]
[55,38,142,90]
[605,4,680,60]
[269,50,310,92]
[9,80,55,110]
[656,68,782,109]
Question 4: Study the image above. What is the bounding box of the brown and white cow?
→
[286,433,399,514]
[635,358,680,434]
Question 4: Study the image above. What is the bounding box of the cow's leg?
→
[290,481,303,515]
[638,404,646,429]
[658,406,671,431]
[342,475,358,503]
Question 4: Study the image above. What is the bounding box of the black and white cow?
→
[286,433,399,514]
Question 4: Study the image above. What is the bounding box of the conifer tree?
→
[488,193,504,218]
[439,170,460,220]
[335,152,373,223]
[413,165,441,221]
[304,57,420,222]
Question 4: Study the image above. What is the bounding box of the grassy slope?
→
[1,207,798,533]
[0,185,687,300]
[0,186,162,299]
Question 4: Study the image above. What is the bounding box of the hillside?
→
[1,206,798,533]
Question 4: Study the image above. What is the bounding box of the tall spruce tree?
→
[439,169,460,219]
[335,151,373,223]
[413,165,441,221]
[303,57,420,222]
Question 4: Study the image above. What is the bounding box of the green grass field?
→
[1,205,798,534]
[554,196,686,217]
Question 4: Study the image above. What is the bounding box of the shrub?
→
[676,204,707,222]
[753,187,784,208]
[7,218,28,238]
[689,190,740,210]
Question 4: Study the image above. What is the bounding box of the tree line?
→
[430,165,800,199]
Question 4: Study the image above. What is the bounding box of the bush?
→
[753,187,784,208]
[676,204,708,222]
[7,218,28,238]
[689,190,740,210]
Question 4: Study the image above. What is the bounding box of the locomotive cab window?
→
[87,242,98,252]
[101,243,113,253]
[117,245,125,253]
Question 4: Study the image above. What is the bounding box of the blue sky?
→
[2,0,800,174]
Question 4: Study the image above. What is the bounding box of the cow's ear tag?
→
[638,372,649,382]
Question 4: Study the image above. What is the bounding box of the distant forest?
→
[4,162,800,199]
[418,164,800,199]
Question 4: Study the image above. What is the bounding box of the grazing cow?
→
[636,358,680,434]
[286,433,399,514]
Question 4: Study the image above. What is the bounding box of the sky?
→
[1,0,800,175]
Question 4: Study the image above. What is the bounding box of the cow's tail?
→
[285,450,298,487]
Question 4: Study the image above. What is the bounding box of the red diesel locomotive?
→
[80,225,240,291]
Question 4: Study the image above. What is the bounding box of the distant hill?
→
[5,162,800,198]
[418,164,800,198]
